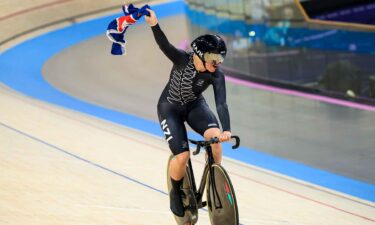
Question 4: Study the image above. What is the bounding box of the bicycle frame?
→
[187,135,240,209]
[186,145,213,209]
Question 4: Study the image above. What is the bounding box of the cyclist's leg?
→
[158,103,189,217]
[186,99,222,163]
[157,104,190,179]
[203,127,222,164]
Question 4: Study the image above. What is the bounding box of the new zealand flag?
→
[106,3,150,55]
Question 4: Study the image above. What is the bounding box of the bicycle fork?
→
[194,150,223,210]
[208,163,223,209]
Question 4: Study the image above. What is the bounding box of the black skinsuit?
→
[151,24,230,155]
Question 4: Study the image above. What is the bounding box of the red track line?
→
[0,0,74,21]
[232,171,375,222]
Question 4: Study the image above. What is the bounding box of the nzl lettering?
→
[161,119,173,143]
[192,43,204,58]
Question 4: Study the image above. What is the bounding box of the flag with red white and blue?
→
[106,3,150,55]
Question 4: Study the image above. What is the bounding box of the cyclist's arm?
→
[151,24,185,64]
[212,70,231,132]
[145,8,184,63]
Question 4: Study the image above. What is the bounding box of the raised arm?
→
[145,8,185,63]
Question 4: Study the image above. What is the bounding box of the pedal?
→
[191,214,197,222]
[181,189,198,224]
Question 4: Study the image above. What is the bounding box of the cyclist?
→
[145,9,232,217]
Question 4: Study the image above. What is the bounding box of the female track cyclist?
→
[145,8,232,217]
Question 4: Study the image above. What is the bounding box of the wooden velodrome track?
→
[1,0,375,224]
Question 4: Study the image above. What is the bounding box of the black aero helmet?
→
[191,34,227,66]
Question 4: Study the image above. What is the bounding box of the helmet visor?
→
[203,52,225,67]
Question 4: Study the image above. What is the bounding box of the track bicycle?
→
[167,136,240,225]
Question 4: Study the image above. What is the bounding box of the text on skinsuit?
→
[161,119,173,142]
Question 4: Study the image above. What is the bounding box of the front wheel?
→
[206,164,239,225]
